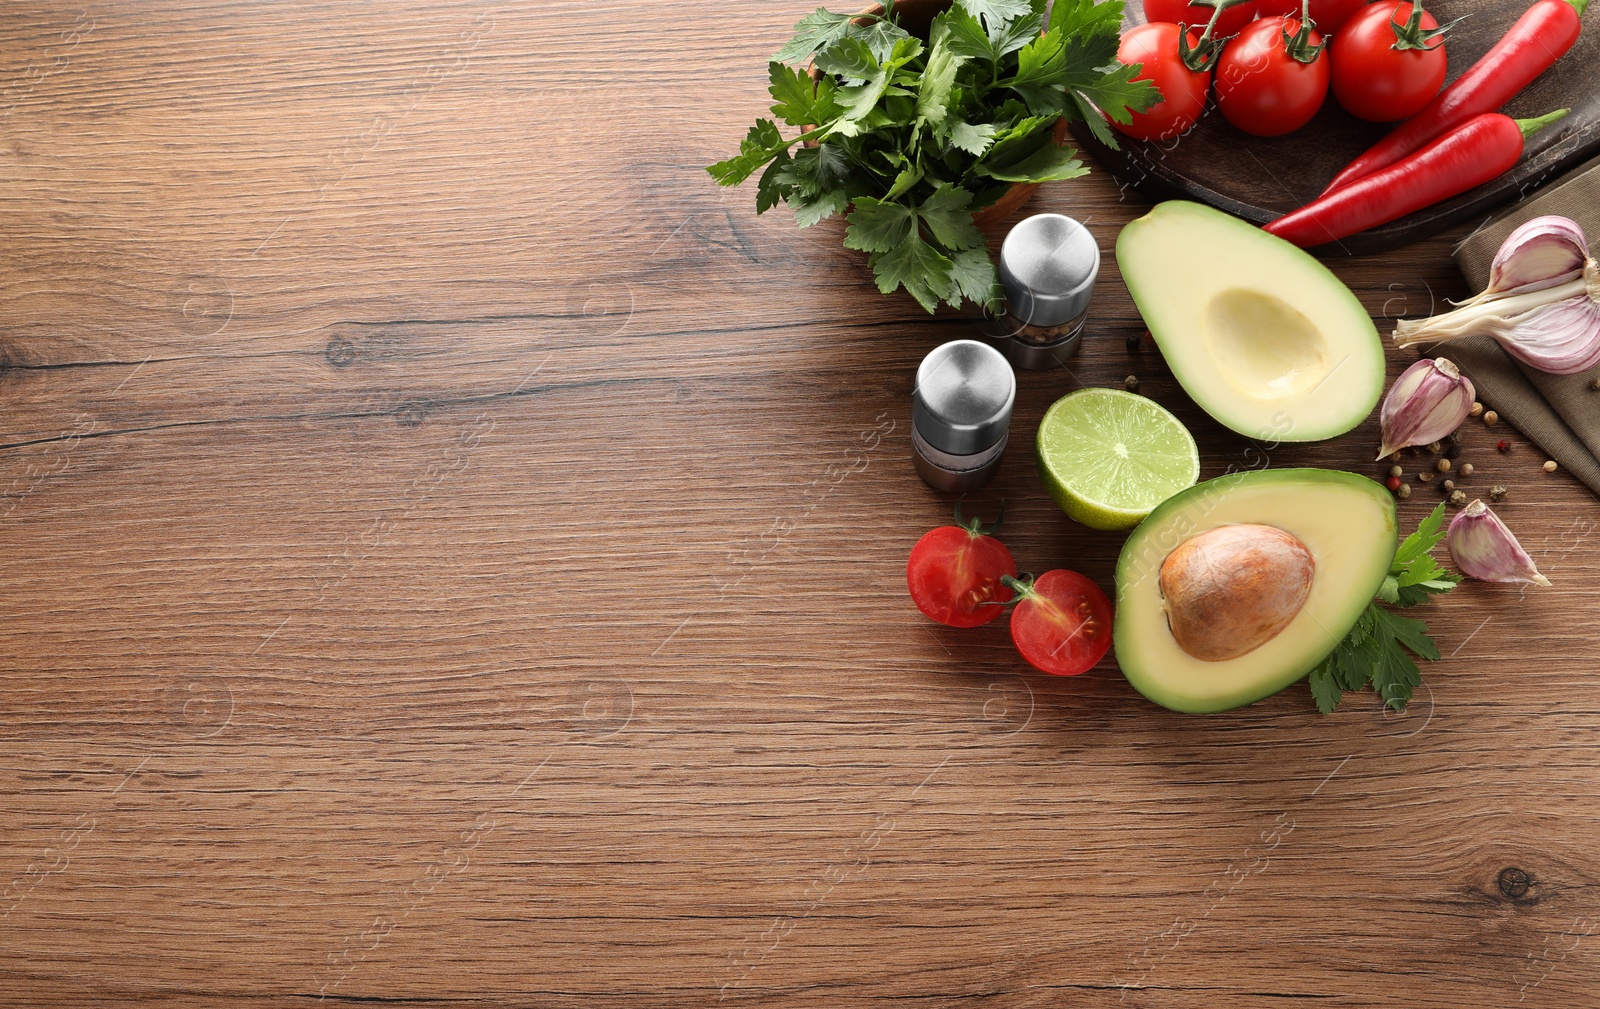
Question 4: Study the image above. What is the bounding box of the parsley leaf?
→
[869,230,955,313]
[773,9,859,65]
[960,0,1034,30]
[714,0,1144,314]
[1309,504,1459,715]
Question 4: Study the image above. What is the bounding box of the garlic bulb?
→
[1394,216,1600,375]
[1376,357,1475,460]
[1447,500,1550,587]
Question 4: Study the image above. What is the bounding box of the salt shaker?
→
[983,213,1101,370]
[912,340,1015,494]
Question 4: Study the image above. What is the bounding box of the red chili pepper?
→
[1266,110,1569,248]
[1321,0,1588,195]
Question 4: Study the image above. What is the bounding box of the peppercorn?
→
[1429,441,1443,454]
[1590,377,1600,392]
[1459,463,1474,477]
[1124,375,1140,392]
[1125,334,1143,353]
[1444,443,1461,460]
[1397,483,1412,500]
[1418,471,1434,483]
[1448,431,1462,444]
[1497,440,1511,453]
[1385,475,1402,493]
[1390,452,1403,464]
[1437,458,1451,473]
[1484,410,1499,426]
[1544,460,1559,473]
[1490,485,1508,502]
[1450,490,1467,506]
[1470,401,1484,417]
[1442,479,1456,493]
[1389,465,1403,478]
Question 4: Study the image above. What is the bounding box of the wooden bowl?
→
[808,0,1073,231]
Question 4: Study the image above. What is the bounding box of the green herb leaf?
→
[918,184,984,251]
[916,39,967,127]
[933,4,997,61]
[960,0,1034,29]
[976,141,1086,183]
[706,119,789,187]
[947,119,1000,155]
[991,12,1045,58]
[756,149,793,214]
[950,248,1002,314]
[1049,0,1128,38]
[844,197,917,254]
[791,187,851,228]
[768,63,838,127]
[869,230,956,313]
[773,8,859,65]
[1309,662,1344,716]
[1306,505,1458,714]
[815,35,882,81]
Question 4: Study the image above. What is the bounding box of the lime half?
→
[1037,388,1200,531]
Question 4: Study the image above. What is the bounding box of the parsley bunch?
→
[1309,504,1463,715]
[706,0,1158,313]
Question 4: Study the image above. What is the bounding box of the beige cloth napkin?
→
[1450,153,1600,497]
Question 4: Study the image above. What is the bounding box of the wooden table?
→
[3,2,1597,1006]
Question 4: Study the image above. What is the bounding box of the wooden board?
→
[1,1,1599,1006]
[1072,0,1600,254]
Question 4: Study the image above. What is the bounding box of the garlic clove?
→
[1482,215,1591,299]
[1447,500,1551,587]
[1377,358,1476,460]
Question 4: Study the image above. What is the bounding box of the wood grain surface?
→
[1,2,1598,1006]
[1074,0,1600,254]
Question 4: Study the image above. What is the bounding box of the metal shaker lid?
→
[913,340,1015,458]
[999,214,1100,329]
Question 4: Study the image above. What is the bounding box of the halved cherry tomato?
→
[906,505,1017,629]
[1004,571,1114,676]
[1215,6,1329,136]
[1330,0,1454,122]
[1144,0,1260,36]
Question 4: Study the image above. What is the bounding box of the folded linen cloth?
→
[1450,152,1600,497]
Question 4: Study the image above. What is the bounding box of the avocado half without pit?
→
[1114,469,1398,714]
[1116,201,1386,442]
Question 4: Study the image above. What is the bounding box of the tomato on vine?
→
[1215,0,1330,137]
[1114,0,1247,142]
[906,503,1017,629]
[1330,0,1460,122]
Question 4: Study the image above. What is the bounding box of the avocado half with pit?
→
[1114,468,1397,713]
[1117,201,1384,442]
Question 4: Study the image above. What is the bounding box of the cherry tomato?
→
[1005,571,1114,677]
[1114,22,1213,143]
[1215,12,1329,136]
[1330,0,1450,122]
[1143,0,1260,36]
[906,506,1017,629]
[1256,0,1370,35]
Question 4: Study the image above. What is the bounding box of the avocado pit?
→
[1159,524,1315,662]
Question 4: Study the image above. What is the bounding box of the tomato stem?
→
[1282,0,1327,64]
[1390,0,1466,52]
[1569,0,1591,15]
[1517,108,1571,139]
[953,497,1005,537]
[998,573,1034,605]
[1178,0,1252,72]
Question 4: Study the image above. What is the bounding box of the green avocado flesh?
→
[1116,201,1385,443]
[1114,468,1398,714]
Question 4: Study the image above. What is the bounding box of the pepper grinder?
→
[911,340,1015,494]
[982,213,1101,370]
